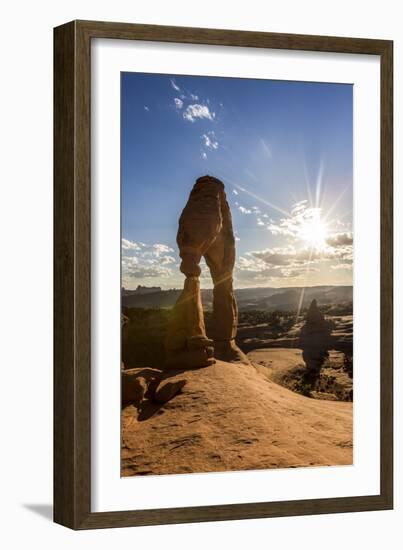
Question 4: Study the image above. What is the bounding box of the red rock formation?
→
[165,175,249,369]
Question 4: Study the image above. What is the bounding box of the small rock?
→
[122,372,147,406]
[153,379,187,404]
[122,368,162,406]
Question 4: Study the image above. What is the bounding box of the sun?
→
[298,210,328,250]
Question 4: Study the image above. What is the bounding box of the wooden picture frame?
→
[54,19,393,529]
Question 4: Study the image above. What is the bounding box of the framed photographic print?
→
[54,20,393,529]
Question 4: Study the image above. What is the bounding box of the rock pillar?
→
[165,175,248,369]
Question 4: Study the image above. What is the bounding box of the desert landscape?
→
[121,288,353,476]
[121,174,353,478]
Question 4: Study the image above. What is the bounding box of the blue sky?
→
[121,72,353,290]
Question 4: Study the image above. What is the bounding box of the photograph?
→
[120,71,354,477]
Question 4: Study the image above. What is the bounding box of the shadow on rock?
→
[137,398,166,421]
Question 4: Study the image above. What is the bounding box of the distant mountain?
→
[122,285,352,311]
[122,285,162,296]
[262,289,300,311]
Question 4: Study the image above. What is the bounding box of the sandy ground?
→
[248,347,305,384]
[121,360,352,476]
[248,347,353,401]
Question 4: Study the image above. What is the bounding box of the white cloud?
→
[238,206,252,214]
[144,105,150,112]
[235,254,280,283]
[201,131,219,150]
[257,218,265,226]
[183,104,215,123]
[292,199,308,213]
[122,255,138,266]
[170,78,180,91]
[251,241,353,271]
[122,238,141,251]
[326,232,353,247]
[171,83,199,102]
[235,247,325,284]
[122,240,176,281]
[201,151,207,160]
[237,255,269,273]
[152,243,174,256]
[174,98,183,109]
[124,264,173,279]
[252,247,300,267]
[159,255,176,265]
[232,189,239,195]
[266,202,319,238]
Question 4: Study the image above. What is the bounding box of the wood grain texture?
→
[53,19,393,530]
[74,19,391,54]
[54,21,76,528]
[380,41,393,506]
[54,20,91,528]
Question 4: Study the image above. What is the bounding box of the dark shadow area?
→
[298,350,328,395]
[136,398,166,421]
[23,503,53,522]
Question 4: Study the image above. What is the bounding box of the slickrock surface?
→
[121,360,352,476]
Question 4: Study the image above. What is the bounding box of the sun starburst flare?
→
[297,209,328,250]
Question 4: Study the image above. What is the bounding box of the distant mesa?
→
[265,289,299,310]
[122,285,352,311]
[122,285,162,296]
